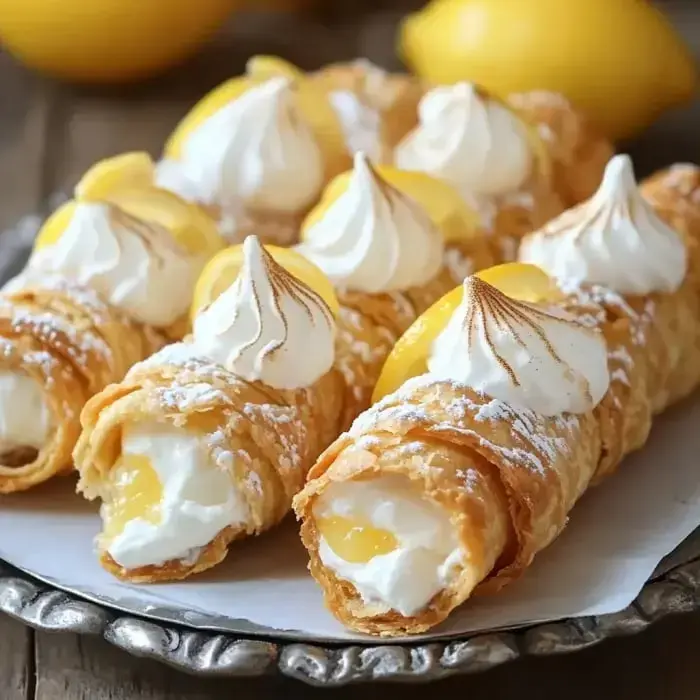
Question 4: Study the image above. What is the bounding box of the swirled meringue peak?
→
[193,235,335,390]
[428,276,610,416]
[519,154,687,295]
[296,151,444,293]
[395,82,533,198]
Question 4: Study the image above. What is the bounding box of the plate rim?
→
[2,549,700,686]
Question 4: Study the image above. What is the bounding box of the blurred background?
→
[0,0,697,231]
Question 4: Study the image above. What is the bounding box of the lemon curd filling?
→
[103,453,164,542]
[317,515,399,564]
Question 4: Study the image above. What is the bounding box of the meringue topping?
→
[427,276,610,416]
[23,201,199,328]
[395,83,533,199]
[519,155,688,295]
[162,77,325,216]
[193,236,335,390]
[296,152,444,293]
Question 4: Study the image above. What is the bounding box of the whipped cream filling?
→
[519,155,688,295]
[0,371,53,453]
[296,151,444,293]
[193,236,335,390]
[106,421,248,569]
[159,77,324,217]
[396,82,533,200]
[428,277,610,415]
[315,476,463,616]
[24,201,199,328]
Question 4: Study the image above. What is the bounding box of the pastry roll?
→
[295,152,495,426]
[156,56,350,245]
[0,282,160,493]
[294,156,698,636]
[395,82,565,260]
[74,236,344,582]
[310,59,427,165]
[507,91,614,207]
[0,154,223,492]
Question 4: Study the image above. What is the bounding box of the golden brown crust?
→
[74,350,345,583]
[508,90,615,207]
[0,281,163,493]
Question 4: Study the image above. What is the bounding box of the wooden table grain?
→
[1,3,699,698]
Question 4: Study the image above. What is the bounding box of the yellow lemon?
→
[37,152,223,258]
[191,243,339,320]
[75,152,155,203]
[400,0,697,141]
[0,0,238,84]
[302,165,481,242]
[164,54,347,179]
[34,201,78,252]
[372,263,559,401]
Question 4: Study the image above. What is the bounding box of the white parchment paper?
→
[1,397,700,643]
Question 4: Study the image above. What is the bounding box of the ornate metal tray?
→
[1,212,700,686]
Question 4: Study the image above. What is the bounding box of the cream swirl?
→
[427,276,610,415]
[24,202,198,328]
[162,77,324,215]
[0,371,53,452]
[519,155,688,295]
[296,152,444,293]
[395,82,533,198]
[192,236,335,390]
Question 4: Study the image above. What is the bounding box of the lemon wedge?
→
[372,263,559,401]
[302,164,481,242]
[191,243,340,320]
[75,152,155,203]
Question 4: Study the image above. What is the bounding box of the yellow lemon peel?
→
[75,152,155,203]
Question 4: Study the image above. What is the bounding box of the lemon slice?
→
[33,201,78,251]
[191,243,340,320]
[302,164,481,242]
[107,187,223,257]
[372,262,558,401]
[246,54,305,81]
[75,152,155,203]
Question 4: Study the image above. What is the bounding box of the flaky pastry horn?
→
[294,159,700,637]
[0,281,162,493]
[508,90,615,207]
[75,352,343,582]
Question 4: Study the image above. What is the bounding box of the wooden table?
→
[1,3,699,698]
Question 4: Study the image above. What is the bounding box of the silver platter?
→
[2,212,700,686]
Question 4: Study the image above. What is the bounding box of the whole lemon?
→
[0,0,238,83]
[401,0,698,141]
